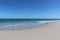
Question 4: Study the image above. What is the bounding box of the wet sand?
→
[0,21,60,40]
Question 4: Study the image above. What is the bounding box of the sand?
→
[0,21,60,40]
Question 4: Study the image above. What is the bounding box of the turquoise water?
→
[0,19,52,23]
[0,19,54,30]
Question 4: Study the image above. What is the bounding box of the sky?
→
[0,0,60,19]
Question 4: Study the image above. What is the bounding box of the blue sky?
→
[0,0,60,18]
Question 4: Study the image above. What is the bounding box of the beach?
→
[0,21,60,40]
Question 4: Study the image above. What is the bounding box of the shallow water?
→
[0,19,52,30]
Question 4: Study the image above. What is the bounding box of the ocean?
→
[0,19,56,30]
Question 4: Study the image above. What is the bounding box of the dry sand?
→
[0,22,60,40]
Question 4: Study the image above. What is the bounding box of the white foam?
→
[38,21,52,23]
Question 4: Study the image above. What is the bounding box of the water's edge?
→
[0,21,51,30]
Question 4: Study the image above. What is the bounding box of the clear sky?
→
[0,0,60,19]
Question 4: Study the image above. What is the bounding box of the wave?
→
[37,21,52,23]
[0,21,51,30]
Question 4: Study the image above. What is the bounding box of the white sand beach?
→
[0,21,60,40]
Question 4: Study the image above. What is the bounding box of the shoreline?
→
[0,21,50,30]
[0,22,60,40]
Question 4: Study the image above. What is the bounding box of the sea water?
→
[0,19,52,30]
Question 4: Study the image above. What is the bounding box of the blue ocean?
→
[0,19,55,30]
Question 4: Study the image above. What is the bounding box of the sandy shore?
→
[0,22,60,40]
